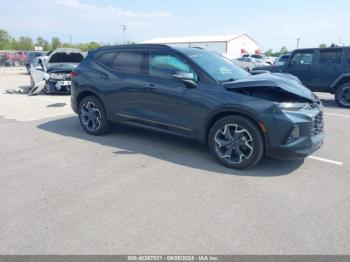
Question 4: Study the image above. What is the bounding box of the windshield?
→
[177,48,249,82]
[280,55,290,62]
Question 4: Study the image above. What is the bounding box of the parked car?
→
[242,54,271,66]
[29,48,84,95]
[233,57,259,72]
[273,54,290,66]
[1,51,26,66]
[25,51,47,73]
[70,44,324,169]
[253,47,350,107]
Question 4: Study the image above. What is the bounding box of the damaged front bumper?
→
[265,102,325,159]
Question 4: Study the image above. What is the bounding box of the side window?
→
[319,49,342,64]
[291,52,314,65]
[149,53,197,80]
[112,52,143,74]
[97,52,117,67]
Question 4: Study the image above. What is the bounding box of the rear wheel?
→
[78,96,110,135]
[335,83,350,108]
[208,115,264,169]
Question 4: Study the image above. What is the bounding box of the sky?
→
[0,0,349,51]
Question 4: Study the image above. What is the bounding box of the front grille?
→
[311,111,324,135]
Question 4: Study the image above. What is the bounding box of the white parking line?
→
[324,112,350,118]
[307,156,343,166]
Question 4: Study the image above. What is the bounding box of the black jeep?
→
[253,47,350,107]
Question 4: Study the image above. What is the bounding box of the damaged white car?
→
[29,48,84,95]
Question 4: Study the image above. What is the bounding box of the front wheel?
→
[208,115,264,169]
[335,83,350,108]
[78,96,110,135]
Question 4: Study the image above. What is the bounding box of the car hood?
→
[46,63,79,73]
[224,73,317,102]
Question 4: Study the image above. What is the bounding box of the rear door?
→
[287,50,316,89]
[96,51,148,120]
[30,57,46,87]
[314,48,343,90]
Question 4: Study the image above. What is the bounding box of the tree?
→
[279,46,288,55]
[319,43,327,48]
[16,36,34,50]
[35,37,46,48]
[51,37,61,50]
[0,29,12,50]
[264,49,274,57]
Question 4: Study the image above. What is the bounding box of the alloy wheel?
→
[80,101,102,132]
[214,124,254,164]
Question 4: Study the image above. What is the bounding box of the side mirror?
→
[173,71,198,88]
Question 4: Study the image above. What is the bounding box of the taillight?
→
[70,71,78,78]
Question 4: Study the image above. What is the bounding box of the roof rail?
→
[97,44,171,50]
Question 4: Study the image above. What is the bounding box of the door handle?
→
[146,83,156,89]
[99,74,109,80]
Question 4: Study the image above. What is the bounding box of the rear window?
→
[49,52,84,63]
[319,49,342,64]
[112,52,143,74]
[97,52,117,67]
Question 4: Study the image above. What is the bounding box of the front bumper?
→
[268,131,324,159]
[265,104,324,160]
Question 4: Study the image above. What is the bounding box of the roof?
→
[144,34,258,44]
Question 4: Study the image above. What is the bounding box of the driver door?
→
[287,50,316,89]
[30,57,47,88]
[137,52,205,137]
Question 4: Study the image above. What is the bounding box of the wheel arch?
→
[76,90,102,108]
[201,109,269,153]
[331,74,350,91]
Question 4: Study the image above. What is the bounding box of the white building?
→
[144,34,260,59]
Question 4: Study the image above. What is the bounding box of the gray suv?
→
[71,44,324,169]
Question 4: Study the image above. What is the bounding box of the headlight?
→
[278,102,310,111]
[49,73,65,80]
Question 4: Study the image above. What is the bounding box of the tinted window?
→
[149,53,196,79]
[319,49,342,64]
[97,52,117,67]
[49,52,84,63]
[112,52,143,74]
[347,50,350,64]
[291,52,314,65]
[280,55,290,62]
[251,54,263,59]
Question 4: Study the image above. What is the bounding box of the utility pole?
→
[121,24,127,44]
[69,34,72,47]
[296,38,300,49]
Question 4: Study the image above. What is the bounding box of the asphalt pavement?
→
[0,68,349,254]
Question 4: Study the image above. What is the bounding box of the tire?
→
[208,115,264,169]
[78,96,110,135]
[335,83,350,108]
